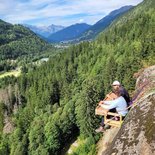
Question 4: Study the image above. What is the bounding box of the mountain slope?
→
[76,5,133,41]
[0,19,48,60]
[48,23,91,42]
[24,24,65,38]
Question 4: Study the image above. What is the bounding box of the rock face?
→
[102,66,155,155]
[97,128,120,155]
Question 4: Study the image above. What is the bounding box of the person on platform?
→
[95,81,130,133]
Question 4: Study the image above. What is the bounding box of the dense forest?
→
[0,20,48,60]
[0,20,60,72]
[0,0,155,154]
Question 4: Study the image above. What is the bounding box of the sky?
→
[0,0,143,26]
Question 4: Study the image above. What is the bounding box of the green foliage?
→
[75,77,101,136]
[30,144,49,155]
[28,117,47,155]
[0,19,60,75]
[70,136,97,155]
[0,134,9,155]
[0,21,48,60]
[9,128,28,155]
[44,121,61,154]
[14,107,33,132]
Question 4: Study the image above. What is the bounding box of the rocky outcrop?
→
[3,112,14,134]
[97,128,120,155]
[102,66,155,155]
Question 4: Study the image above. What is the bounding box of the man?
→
[112,80,131,106]
[95,81,129,133]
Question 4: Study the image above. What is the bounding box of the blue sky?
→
[0,0,143,26]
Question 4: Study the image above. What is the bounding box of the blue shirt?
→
[101,96,128,116]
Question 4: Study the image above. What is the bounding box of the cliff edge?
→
[101,66,155,155]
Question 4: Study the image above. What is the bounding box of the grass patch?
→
[68,136,97,155]
[0,69,21,79]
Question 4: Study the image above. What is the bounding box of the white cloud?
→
[79,19,84,23]
[0,0,143,26]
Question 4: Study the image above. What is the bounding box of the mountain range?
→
[24,24,65,38]
[76,5,133,41]
[22,5,133,43]
[47,23,91,43]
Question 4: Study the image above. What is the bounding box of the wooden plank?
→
[95,106,107,115]
[105,120,122,127]
[107,123,121,128]
[106,112,121,117]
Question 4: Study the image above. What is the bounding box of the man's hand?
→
[99,101,104,106]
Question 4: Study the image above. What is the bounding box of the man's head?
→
[112,80,121,92]
[112,80,120,86]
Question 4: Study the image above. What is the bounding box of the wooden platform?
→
[104,112,123,128]
[95,92,123,128]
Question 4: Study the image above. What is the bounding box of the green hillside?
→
[0,20,48,60]
[0,0,154,154]
[0,20,58,72]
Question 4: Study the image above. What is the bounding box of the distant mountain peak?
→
[76,5,134,42]
[47,23,91,43]
[23,24,65,38]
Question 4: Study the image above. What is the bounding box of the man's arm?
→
[99,100,112,105]
[100,99,118,110]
